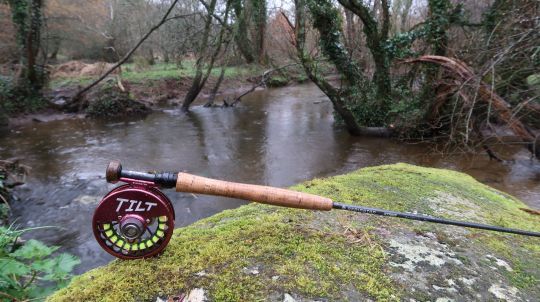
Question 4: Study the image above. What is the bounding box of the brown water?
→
[0,83,538,273]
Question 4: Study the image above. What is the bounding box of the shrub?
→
[0,226,80,300]
[0,75,46,114]
[266,75,289,87]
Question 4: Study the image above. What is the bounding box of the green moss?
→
[48,163,540,301]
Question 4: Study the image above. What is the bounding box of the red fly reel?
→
[92,180,175,259]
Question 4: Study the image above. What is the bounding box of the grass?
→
[47,163,540,302]
[49,61,263,89]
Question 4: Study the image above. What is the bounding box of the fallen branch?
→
[230,63,298,106]
[407,55,538,158]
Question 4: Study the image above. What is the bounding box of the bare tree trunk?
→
[204,66,226,107]
[344,9,356,54]
[181,0,230,111]
[48,36,61,62]
[401,0,413,31]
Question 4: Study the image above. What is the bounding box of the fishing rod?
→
[93,160,540,259]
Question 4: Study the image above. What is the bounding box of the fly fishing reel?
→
[92,163,175,259]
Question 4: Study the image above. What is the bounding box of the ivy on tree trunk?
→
[3,0,45,113]
[8,0,44,92]
[232,0,255,63]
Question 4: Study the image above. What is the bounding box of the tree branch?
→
[69,0,181,102]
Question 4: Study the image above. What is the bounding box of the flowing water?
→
[0,83,538,273]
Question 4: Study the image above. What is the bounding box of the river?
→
[0,83,538,273]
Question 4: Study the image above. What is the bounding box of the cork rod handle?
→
[176,173,333,211]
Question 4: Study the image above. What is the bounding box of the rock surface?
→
[48,163,540,302]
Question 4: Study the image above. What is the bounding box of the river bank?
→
[48,163,540,301]
[4,62,300,128]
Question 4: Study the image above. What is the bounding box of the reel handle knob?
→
[176,173,333,211]
[106,160,122,183]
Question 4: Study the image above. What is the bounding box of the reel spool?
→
[92,181,175,259]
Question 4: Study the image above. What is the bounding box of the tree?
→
[293,0,464,133]
[336,0,392,106]
[181,0,232,111]
[8,0,45,94]
[231,0,266,64]
[294,0,364,134]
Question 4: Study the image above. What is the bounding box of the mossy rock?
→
[86,85,150,118]
[48,164,540,302]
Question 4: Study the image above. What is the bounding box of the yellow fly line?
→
[101,216,168,251]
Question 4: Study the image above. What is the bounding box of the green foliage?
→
[305,0,389,127]
[387,82,425,133]
[7,0,47,93]
[0,226,80,301]
[7,0,29,47]
[385,0,463,59]
[307,0,362,83]
[0,75,46,114]
[385,30,426,59]
[426,0,463,55]
[342,85,388,127]
[266,75,289,87]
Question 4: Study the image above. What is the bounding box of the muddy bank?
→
[48,164,540,302]
[124,76,257,107]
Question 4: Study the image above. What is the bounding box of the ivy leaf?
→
[10,239,58,259]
